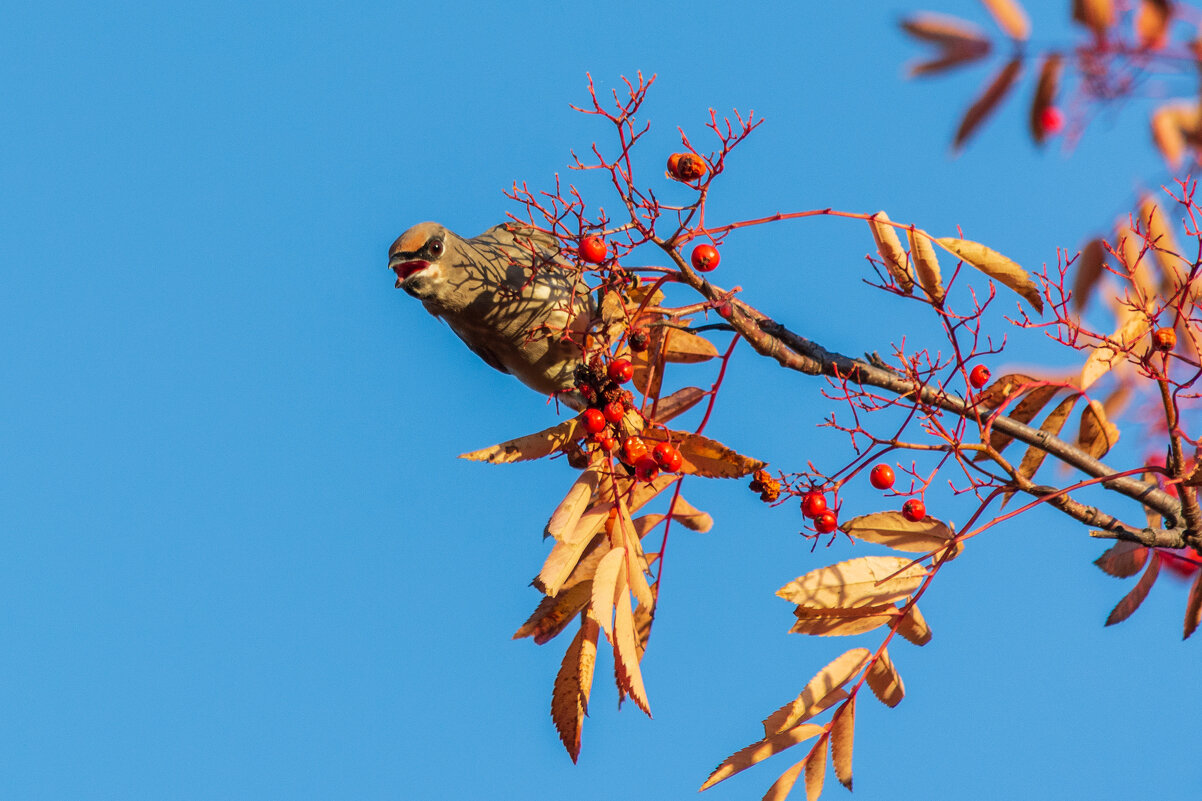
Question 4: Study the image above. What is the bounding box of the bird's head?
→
[388,222,452,301]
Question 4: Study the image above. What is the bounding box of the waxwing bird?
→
[388,222,594,406]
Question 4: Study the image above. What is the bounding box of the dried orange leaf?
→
[1150,102,1196,170]
[831,695,856,791]
[633,593,655,659]
[1078,399,1120,459]
[537,534,602,598]
[936,236,1044,312]
[975,373,1039,411]
[1073,0,1115,34]
[652,386,707,424]
[1073,238,1106,313]
[777,556,928,609]
[641,428,765,478]
[1014,394,1079,484]
[908,229,945,303]
[1184,569,1202,639]
[1139,197,1188,297]
[1105,552,1161,626]
[591,547,626,641]
[613,586,651,715]
[546,469,602,542]
[698,724,825,791]
[1094,540,1149,578]
[868,212,914,293]
[661,326,719,363]
[896,603,933,646]
[866,647,906,707]
[1136,0,1171,49]
[901,13,988,47]
[459,418,580,463]
[762,648,869,735]
[670,495,714,532]
[1030,54,1063,145]
[981,0,1030,40]
[909,47,993,77]
[762,755,808,801]
[789,605,898,637]
[954,58,1022,152]
[514,580,592,644]
[551,616,599,762]
[842,511,960,556]
[1080,315,1149,391]
[979,383,1063,459]
[804,736,828,801]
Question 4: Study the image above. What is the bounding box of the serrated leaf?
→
[613,585,651,715]
[762,649,870,735]
[662,326,719,363]
[868,212,914,293]
[866,648,905,707]
[777,556,928,609]
[641,428,765,478]
[762,755,807,801]
[896,603,933,646]
[936,236,1043,312]
[804,736,828,801]
[908,229,944,303]
[1105,552,1161,626]
[514,580,592,644]
[699,724,826,791]
[954,58,1022,152]
[1184,569,1202,639]
[1094,540,1149,578]
[1078,399,1120,459]
[551,617,599,762]
[842,511,960,556]
[591,547,626,641]
[652,386,707,424]
[546,469,602,542]
[1073,238,1107,313]
[831,695,855,791]
[459,418,581,463]
[1030,54,1063,145]
[789,605,898,637]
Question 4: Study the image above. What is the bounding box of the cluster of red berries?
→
[667,152,707,182]
[748,469,781,502]
[867,463,926,522]
[576,356,681,481]
[801,489,838,534]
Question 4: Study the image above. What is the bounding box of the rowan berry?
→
[814,511,838,534]
[628,329,650,352]
[596,435,616,453]
[1040,106,1064,135]
[603,400,626,425]
[667,152,707,182]
[801,491,828,519]
[869,464,895,490]
[652,442,683,472]
[634,454,660,482]
[902,498,926,522]
[1153,327,1177,352]
[969,364,991,389]
[582,408,606,434]
[607,358,634,384]
[579,235,608,264]
[691,244,720,273]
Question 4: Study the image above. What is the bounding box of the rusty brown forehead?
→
[390,222,442,257]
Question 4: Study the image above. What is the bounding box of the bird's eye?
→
[429,239,444,257]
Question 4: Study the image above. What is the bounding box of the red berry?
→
[579,235,608,264]
[634,454,660,482]
[652,442,683,472]
[1153,327,1177,352]
[667,152,707,182]
[607,358,634,384]
[691,244,720,273]
[814,511,838,534]
[596,435,617,453]
[801,491,828,519]
[869,464,895,490]
[1040,106,1064,135]
[628,329,650,352]
[582,408,606,434]
[969,364,991,389]
[902,498,926,522]
[603,401,626,425]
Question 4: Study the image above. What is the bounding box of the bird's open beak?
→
[390,258,431,288]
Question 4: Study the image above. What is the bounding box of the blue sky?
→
[1,1,1197,799]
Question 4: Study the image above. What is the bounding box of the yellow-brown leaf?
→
[1073,0,1115,34]
[1139,197,1188,298]
[459,418,580,463]
[762,648,870,735]
[895,603,933,646]
[831,695,855,791]
[762,756,808,801]
[842,511,960,556]
[1094,540,1149,578]
[900,13,989,47]
[1078,399,1120,459]
[981,0,1030,40]
[974,373,1038,411]
[546,469,602,542]
[536,533,603,598]
[662,326,719,363]
[1080,314,1148,391]
[1030,54,1063,145]
[789,605,898,637]
[670,495,714,532]
[954,58,1022,152]
[652,386,707,424]
[591,547,626,641]
[777,556,928,609]
[1184,569,1202,639]
[1072,238,1106,313]
[979,383,1063,459]
[1135,0,1171,50]
[1150,103,1195,170]
[866,647,905,707]
[1105,552,1161,626]
[908,229,945,303]
[613,585,651,715]
[1014,394,1078,484]
[514,580,592,644]
[936,236,1043,312]
[698,724,825,791]
[868,212,914,293]
[551,617,599,762]
[804,736,828,801]
[641,428,765,478]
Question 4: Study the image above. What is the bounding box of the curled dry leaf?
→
[514,580,593,644]
[936,236,1044,312]
[1135,0,1171,50]
[789,604,898,637]
[841,510,961,557]
[1184,570,1202,640]
[978,383,1063,459]
[975,373,1039,411]
[762,755,807,801]
[762,648,870,735]
[1072,238,1107,313]
[1073,0,1115,35]
[1077,398,1120,459]
[1030,54,1063,145]
[1080,314,1149,391]
[1105,551,1161,626]
[777,556,928,609]
[546,469,602,541]
[866,647,905,707]
[895,603,933,646]
[981,0,1030,39]
[1094,540,1149,579]
[953,58,1022,152]
[868,212,914,293]
[669,495,713,532]
[831,695,855,791]
[551,616,599,762]
[698,723,826,791]
[907,229,945,303]
[804,736,828,801]
[459,418,580,463]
